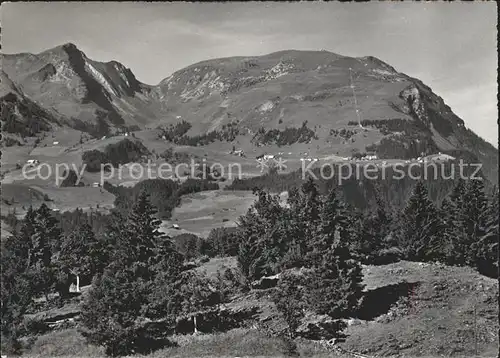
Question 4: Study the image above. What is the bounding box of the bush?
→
[21,318,50,335]
[375,247,403,265]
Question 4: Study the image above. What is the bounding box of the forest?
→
[1,173,497,356]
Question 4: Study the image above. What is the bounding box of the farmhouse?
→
[232,149,245,157]
[26,159,40,166]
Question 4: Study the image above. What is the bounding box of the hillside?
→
[21,260,499,358]
[1,45,497,183]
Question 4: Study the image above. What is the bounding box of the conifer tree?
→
[59,223,101,292]
[440,179,470,264]
[472,187,498,277]
[436,197,457,263]
[81,191,180,356]
[356,188,392,263]
[306,188,364,318]
[307,188,347,264]
[237,189,287,280]
[237,210,267,281]
[461,179,488,265]
[1,232,35,354]
[272,272,307,338]
[289,178,322,255]
[29,204,61,299]
[397,181,439,261]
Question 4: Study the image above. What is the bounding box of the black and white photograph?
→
[0,2,498,357]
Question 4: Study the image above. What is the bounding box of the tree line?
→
[82,138,149,172]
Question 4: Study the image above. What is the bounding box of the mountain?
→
[1,44,497,182]
[1,43,160,135]
[1,70,62,144]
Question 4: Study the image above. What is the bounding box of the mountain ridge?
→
[1,43,497,182]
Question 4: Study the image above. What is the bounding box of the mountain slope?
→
[1,45,497,182]
[0,70,61,143]
[1,43,159,134]
[151,49,497,181]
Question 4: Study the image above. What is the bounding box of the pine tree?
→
[81,266,153,356]
[356,188,391,263]
[306,188,364,318]
[436,198,457,263]
[237,210,267,281]
[33,203,61,255]
[1,234,35,354]
[289,178,322,255]
[81,191,179,356]
[236,189,287,280]
[398,181,439,261]
[307,188,348,264]
[58,223,101,292]
[461,179,488,265]
[441,179,469,264]
[27,204,61,299]
[272,272,307,339]
[473,187,498,277]
[123,191,166,279]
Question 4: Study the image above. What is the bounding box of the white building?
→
[26,159,40,166]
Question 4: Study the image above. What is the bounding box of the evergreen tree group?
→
[1,173,497,356]
[237,179,365,338]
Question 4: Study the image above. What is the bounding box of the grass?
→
[148,328,292,357]
[17,260,499,358]
[23,328,104,358]
[195,256,238,278]
[22,328,340,358]
[160,190,256,238]
[342,261,499,357]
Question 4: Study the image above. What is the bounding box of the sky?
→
[1,2,497,145]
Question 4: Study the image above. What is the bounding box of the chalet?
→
[26,159,40,166]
